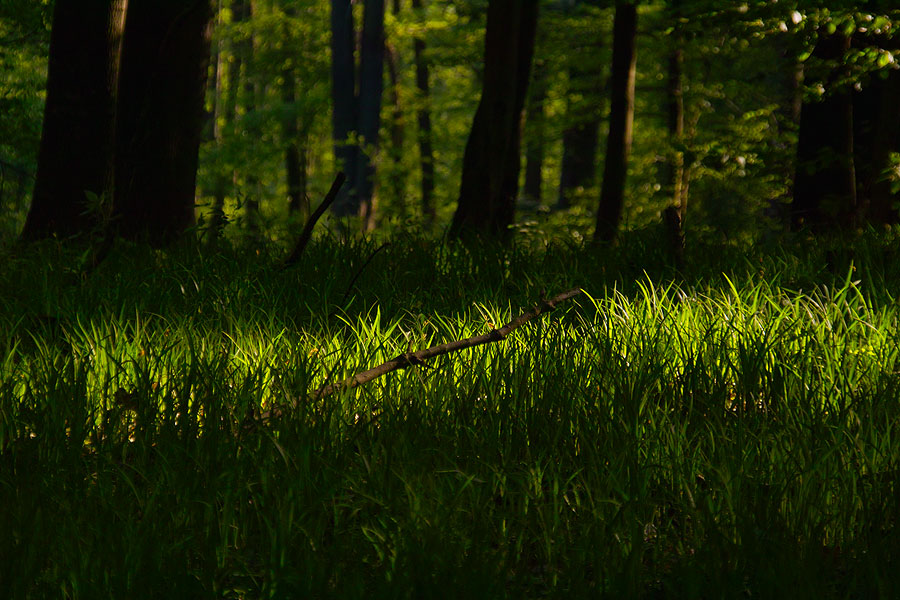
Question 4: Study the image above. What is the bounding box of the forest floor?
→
[2,229,899,598]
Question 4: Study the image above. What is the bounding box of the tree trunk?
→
[523,57,548,208]
[556,60,602,210]
[411,0,435,225]
[237,0,262,237]
[357,0,385,231]
[383,0,406,215]
[594,1,637,244]
[666,0,686,220]
[330,0,359,217]
[791,33,856,232]
[282,67,309,221]
[208,0,231,240]
[22,0,127,241]
[449,0,539,240]
[853,37,900,226]
[114,0,214,244]
[384,41,405,215]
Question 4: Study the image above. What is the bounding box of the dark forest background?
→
[2,0,898,249]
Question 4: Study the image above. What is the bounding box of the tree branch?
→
[313,287,583,399]
[283,172,346,268]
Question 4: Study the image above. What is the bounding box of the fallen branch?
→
[283,172,346,269]
[313,287,583,399]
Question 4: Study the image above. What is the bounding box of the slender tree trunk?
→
[282,66,309,221]
[557,61,602,210]
[114,0,214,244]
[411,0,435,225]
[523,57,548,207]
[330,0,359,217]
[22,0,127,241]
[666,0,686,220]
[234,0,261,236]
[356,0,385,231]
[791,33,856,232]
[449,0,539,240]
[595,1,637,244]
[208,0,231,240]
[383,0,406,215]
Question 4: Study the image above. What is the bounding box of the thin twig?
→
[283,172,346,268]
[339,242,391,306]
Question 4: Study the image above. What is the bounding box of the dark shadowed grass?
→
[1,229,900,598]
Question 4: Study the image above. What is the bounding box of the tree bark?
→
[282,66,309,221]
[356,0,385,231]
[330,0,359,217]
[383,0,406,215]
[209,0,242,239]
[594,1,637,244]
[791,32,856,232]
[666,0,686,220]
[449,0,539,240]
[557,60,602,210]
[384,41,406,215]
[852,37,900,226]
[22,0,127,241]
[114,0,214,244]
[523,57,548,208]
[411,0,435,225]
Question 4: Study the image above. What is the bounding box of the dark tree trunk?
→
[594,1,637,244]
[523,57,548,208]
[791,33,856,232]
[282,67,309,221]
[853,38,900,226]
[383,0,405,215]
[22,0,127,241]
[666,0,686,220]
[557,49,603,210]
[114,0,214,245]
[330,0,359,217]
[411,0,435,225]
[357,0,385,230]
[449,0,539,240]
[384,41,406,214]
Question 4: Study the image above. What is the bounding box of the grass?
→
[1,229,900,598]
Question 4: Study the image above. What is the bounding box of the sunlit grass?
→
[1,232,899,597]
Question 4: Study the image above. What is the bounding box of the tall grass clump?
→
[1,231,899,598]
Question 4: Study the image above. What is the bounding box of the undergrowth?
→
[1,230,899,598]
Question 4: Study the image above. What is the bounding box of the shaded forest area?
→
[4,1,900,598]
[2,0,898,246]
